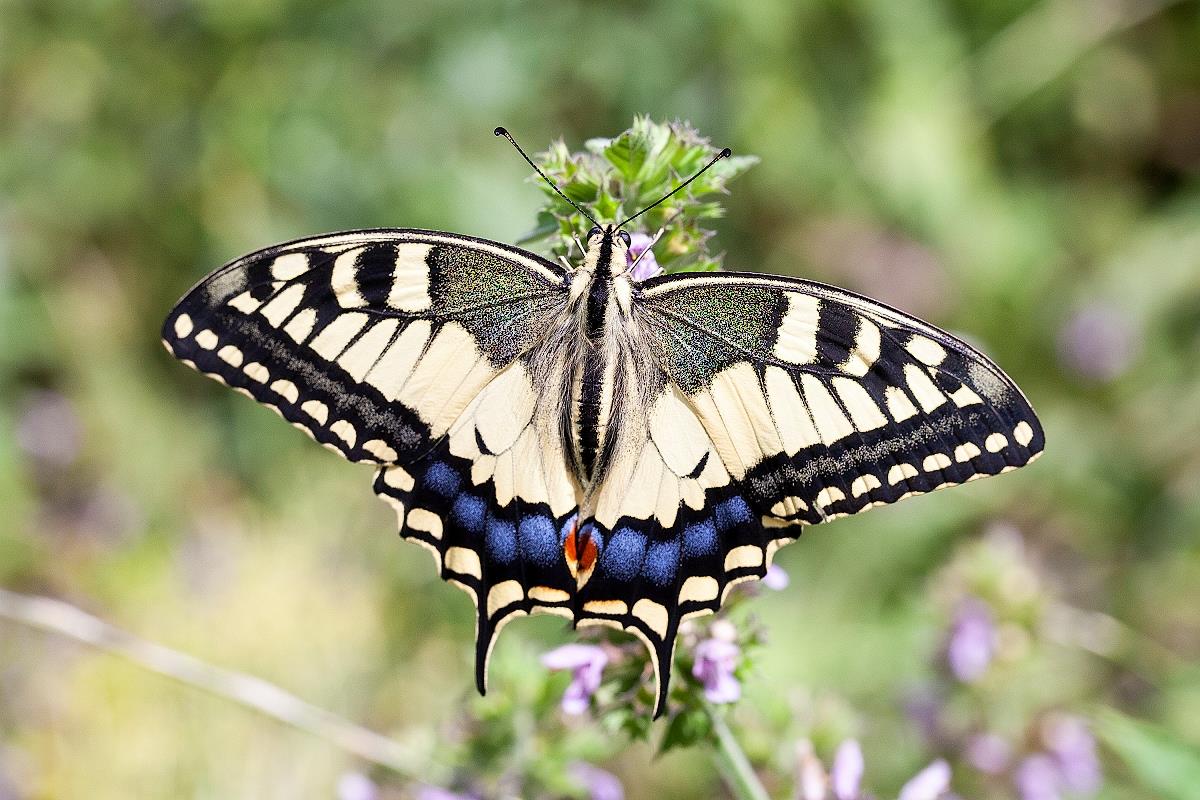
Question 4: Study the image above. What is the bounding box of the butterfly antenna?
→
[495,126,599,227]
[617,146,732,229]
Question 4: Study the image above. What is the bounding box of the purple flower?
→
[336,772,378,800]
[1014,754,1062,800]
[627,233,662,281]
[569,761,625,800]
[692,637,741,703]
[762,563,790,590]
[898,759,952,800]
[830,739,864,800]
[966,732,1012,775]
[1057,301,1138,382]
[15,390,81,467]
[795,740,827,800]
[541,643,608,714]
[1044,715,1102,794]
[946,597,996,683]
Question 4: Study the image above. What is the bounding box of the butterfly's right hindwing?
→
[162,229,569,465]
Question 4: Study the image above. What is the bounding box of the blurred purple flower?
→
[898,759,952,800]
[336,772,378,800]
[762,563,789,590]
[1057,302,1138,382]
[966,732,1012,775]
[830,739,864,800]
[627,233,662,281]
[1044,715,1102,794]
[541,643,608,714]
[795,740,827,800]
[569,761,624,800]
[15,390,81,467]
[946,597,996,683]
[1014,754,1062,800]
[692,637,741,703]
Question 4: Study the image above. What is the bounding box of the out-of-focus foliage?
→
[1,1,1199,798]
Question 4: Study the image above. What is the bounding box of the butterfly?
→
[162,128,1044,716]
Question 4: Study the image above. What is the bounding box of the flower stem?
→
[707,704,771,800]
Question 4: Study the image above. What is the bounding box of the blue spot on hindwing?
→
[684,519,718,557]
[518,515,557,566]
[423,462,461,499]
[486,518,516,564]
[602,527,647,581]
[715,496,753,532]
[452,494,486,534]
[643,540,680,587]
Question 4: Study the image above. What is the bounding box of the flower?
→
[830,739,864,800]
[946,597,996,683]
[541,643,608,714]
[1056,301,1138,382]
[569,761,624,800]
[1014,754,1062,800]
[762,563,790,590]
[336,772,378,800]
[965,732,1012,775]
[1043,714,1101,794]
[795,739,827,800]
[15,390,81,467]
[626,233,662,281]
[692,637,740,703]
[898,759,952,800]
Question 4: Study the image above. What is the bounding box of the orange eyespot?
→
[563,519,599,583]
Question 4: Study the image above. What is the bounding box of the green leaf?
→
[659,706,713,753]
[515,211,560,245]
[1095,708,1200,800]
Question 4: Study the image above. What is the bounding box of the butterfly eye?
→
[618,230,632,247]
[587,226,602,240]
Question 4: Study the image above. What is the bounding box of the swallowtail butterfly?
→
[162,129,1043,716]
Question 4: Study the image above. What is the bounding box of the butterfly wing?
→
[584,270,1044,713]
[163,229,582,687]
[635,271,1044,523]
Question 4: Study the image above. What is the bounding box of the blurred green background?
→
[2,0,1199,798]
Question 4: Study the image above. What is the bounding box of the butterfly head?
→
[585,224,632,247]
[582,224,633,278]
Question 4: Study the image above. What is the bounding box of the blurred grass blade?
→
[0,587,425,776]
[1095,707,1200,799]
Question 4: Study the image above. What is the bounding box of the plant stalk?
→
[707,704,771,800]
